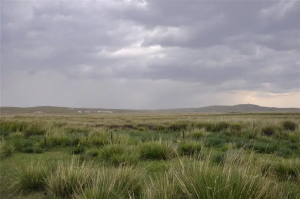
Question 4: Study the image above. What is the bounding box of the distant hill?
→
[1,104,299,114]
[0,106,142,114]
[155,104,300,113]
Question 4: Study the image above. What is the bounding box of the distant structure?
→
[78,111,82,113]
[97,111,113,113]
[33,111,43,114]
[84,110,90,113]
[69,107,73,110]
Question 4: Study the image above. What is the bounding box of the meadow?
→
[0,112,299,199]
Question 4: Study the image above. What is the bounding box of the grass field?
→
[1,113,300,199]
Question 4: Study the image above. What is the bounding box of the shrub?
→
[140,142,176,160]
[262,126,276,136]
[282,121,298,131]
[178,142,203,156]
[12,162,48,193]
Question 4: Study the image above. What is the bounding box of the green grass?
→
[0,113,300,199]
[140,142,176,160]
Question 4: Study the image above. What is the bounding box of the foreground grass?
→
[0,113,299,198]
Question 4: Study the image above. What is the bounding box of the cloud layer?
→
[1,0,300,108]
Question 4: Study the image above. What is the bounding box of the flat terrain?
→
[1,113,300,199]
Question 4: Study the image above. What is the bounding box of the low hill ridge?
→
[1,104,299,114]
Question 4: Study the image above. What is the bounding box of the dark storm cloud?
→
[1,0,300,108]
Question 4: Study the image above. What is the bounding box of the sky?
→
[1,0,300,109]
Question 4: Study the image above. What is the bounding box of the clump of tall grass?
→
[100,144,139,166]
[173,161,281,199]
[263,159,300,182]
[282,121,298,131]
[168,123,189,131]
[186,128,209,140]
[0,121,29,133]
[140,142,176,160]
[146,154,284,199]
[79,129,110,147]
[46,159,94,198]
[144,173,182,199]
[23,122,47,138]
[178,141,203,156]
[230,123,243,132]
[72,144,85,155]
[74,167,145,199]
[261,125,276,136]
[45,128,73,147]
[0,140,15,158]
[114,133,140,145]
[85,148,100,157]
[12,162,48,193]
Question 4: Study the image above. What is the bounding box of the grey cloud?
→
[1,0,300,108]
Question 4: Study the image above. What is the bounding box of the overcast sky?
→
[1,0,300,109]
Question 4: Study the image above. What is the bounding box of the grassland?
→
[0,113,300,199]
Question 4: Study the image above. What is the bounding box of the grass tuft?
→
[140,142,176,160]
[12,162,48,193]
